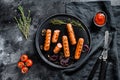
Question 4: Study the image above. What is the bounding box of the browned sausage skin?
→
[74,38,84,60]
[44,29,52,51]
[66,23,76,45]
[52,30,60,43]
[53,43,62,54]
[62,36,70,58]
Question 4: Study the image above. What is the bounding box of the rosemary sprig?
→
[50,19,85,31]
[70,20,85,31]
[50,19,66,25]
[14,6,31,39]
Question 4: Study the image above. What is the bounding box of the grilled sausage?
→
[53,43,62,54]
[52,30,60,43]
[74,38,84,60]
[66,23,76,45]
[62,36,70,58]
[44,29,52,51]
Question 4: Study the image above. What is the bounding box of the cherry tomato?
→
[21,66,28,74]
[17,62,25,69]
[20,54,28,62]
[25,59,33,67]
[94,12,106,26]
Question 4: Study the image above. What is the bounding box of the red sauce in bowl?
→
[94,12,106,27]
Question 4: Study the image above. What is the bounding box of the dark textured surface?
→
[0,0,65,80]
[0,0,120,80]
[65,1,120,80]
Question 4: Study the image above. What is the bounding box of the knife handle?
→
[99,60,107,80]
[87,58,102,80]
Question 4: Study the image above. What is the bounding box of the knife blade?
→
[102,31,109,60]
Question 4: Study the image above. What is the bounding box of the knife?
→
[102,31,109,61]
[99,31,110,80]
[87,31,111,80]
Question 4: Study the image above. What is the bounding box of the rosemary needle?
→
[50,19,66,25]
[70,20,85,31]
[15,6,31,39]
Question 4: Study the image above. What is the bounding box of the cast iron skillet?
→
[35,14,91,69]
